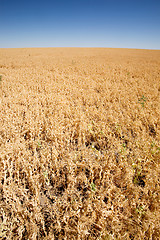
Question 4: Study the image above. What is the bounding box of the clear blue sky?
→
[0,0,160,49]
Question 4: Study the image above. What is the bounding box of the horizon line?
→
[0,46,160,50]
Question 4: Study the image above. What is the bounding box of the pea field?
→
[0,48,160,239]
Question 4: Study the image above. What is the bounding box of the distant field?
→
[0,48,160,239]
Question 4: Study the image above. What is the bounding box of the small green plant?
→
[122,143,127,150]
[138,95,147,108]
[91,182,96,192]
[37,140,42,149]
[133,173,141,185]
[150,141,160,155]
[87,121,105,152]
[132,160,145,187]
[102,233,115,240]
[119,142,127,159]
[115,123,120,131]
[135,204,146,218]
[151,141,156,148]
[43,171,49,185]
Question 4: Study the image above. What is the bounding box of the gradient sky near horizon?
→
[0,0,160,49]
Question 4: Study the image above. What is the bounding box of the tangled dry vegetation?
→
[0,48,160,239]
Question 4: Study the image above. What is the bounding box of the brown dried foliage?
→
[0,48,160,239]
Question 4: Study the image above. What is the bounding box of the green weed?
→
[150,141,160,155]
[91,182,96,192]
[138,95,147,108]
[135,204,146,218]
[132,160,145,187]
[43,171,49,185]
[37,140,42,149]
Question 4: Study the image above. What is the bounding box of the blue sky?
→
[0,0,160,49]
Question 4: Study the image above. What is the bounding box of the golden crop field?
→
[0,48,160,239]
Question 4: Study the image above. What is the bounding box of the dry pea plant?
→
[0,48,160,239]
